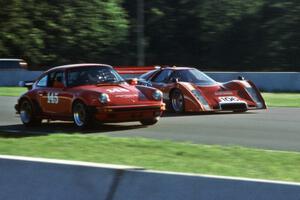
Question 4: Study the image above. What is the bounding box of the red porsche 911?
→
[15,64,165,128]
[135,66,266,113]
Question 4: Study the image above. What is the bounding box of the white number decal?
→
[106,88,129,93]
[47,92,59,104]
[219,96,240,102]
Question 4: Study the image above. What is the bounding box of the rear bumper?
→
[94,104,165,122]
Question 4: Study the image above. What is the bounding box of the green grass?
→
[262,93,300,107]
[0,87,27,97]
[0,87,299,107]
[0,134,299,182]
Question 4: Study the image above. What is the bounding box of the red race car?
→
[134,66,266,113]
[15,64,165,128]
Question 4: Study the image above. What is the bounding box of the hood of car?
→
[75,84,149,105]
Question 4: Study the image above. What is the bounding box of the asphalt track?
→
[0,96,299,152]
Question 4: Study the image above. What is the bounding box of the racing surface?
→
[1,96,300,152]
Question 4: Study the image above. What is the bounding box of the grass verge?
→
[262,93,300,107]
[0,87,300,107]
[0,87,27,97]
[0,134,299,182]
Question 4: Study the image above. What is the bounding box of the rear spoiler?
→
[114,66,158,75]
[18,80,34,90]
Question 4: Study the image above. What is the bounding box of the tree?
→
[124,0,300,70]
[0,0,129,69]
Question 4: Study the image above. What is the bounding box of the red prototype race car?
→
[15,64,165,128]
[134,66,266,113]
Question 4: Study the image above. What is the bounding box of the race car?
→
[15,64,165,128]
[134,66,266,113]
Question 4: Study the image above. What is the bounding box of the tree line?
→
[0,0,299,71]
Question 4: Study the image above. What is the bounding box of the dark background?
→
[1,0,299,71]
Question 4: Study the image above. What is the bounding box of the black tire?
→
[170,89,185,113]
[19,99,41,126]
[72,101,92,128]
[140,117,159,126]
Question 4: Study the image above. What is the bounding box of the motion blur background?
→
[0,0,299,71]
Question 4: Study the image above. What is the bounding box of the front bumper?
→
[218,102,248,111]
[94,104,165,122]
[15,103,20,114]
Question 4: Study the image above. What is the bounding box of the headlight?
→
[99,93,110,103]
[191,90,211,110]
[152,90,162,101]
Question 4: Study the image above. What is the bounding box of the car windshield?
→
[67,66,125,86]
[171,69,216,86]
[139,70,157,80]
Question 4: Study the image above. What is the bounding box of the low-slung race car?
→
[15,64,165,128]
[134,66,266,113]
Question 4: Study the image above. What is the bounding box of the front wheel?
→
[72,101,92,128]
[140,117,159,126]
[170,89,185,113]
[20,99,41,126]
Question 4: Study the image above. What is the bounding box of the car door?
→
[38,70,72,116]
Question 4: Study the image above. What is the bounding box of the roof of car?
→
[48,63,112,71]
[162,66,195,70]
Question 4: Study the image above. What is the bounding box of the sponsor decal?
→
[115,94,138,98]
[219,96,240,102]
[106,88,129,93]
[215,91,233,95]
[47,92,59,104]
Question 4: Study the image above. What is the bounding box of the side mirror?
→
[126,78,138,85]
[19,80,34,90]
[238,76,245,80]
[170,77,179,83]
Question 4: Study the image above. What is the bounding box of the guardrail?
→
[0,69,300,92]
[206,72,300,92]
[0,69,42,86]
[1,155,300,200]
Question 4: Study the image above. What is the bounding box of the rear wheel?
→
[20,99,41,126]
[72,101,92,128]
[140,117,159,126]
[170,89,185,113]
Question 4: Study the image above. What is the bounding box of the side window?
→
[151,70,172,83]
[67,70,81,86]
[169,70,188,82]
[48,71,65,87]
[36,75,48,87]
[140,70,158,80]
